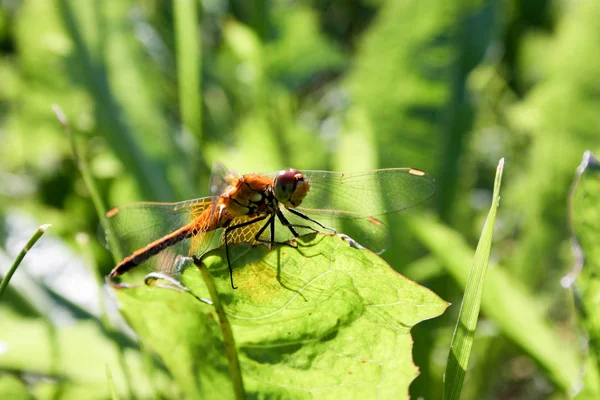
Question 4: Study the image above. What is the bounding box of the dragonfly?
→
[103,165,435,289]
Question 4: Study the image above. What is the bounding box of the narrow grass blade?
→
[56,0,176,201]
[54,107,139,397]
[443,158,504,400]
[0,224,51,300]
[174,0,203,144]
[408,215,580,393]
[53,105,123,263]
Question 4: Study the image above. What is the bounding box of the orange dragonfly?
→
[103,165,435,288]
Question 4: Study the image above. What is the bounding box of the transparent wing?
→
[100,197,217,273]
[219,215,266,247]
[298,168,435,219]
[244,168,434,253]
[210,163,240,197]
[251,207,389,253]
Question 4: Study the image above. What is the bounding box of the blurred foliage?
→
[570,152,600,399]
[0,373,34,400]
[0,0,599,399]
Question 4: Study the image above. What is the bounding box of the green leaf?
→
[569,151,600,399]
[443,158,503,399]
[115,282,234,400]
[114,234,448,399]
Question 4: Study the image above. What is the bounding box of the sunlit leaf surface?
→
[115,284,233,400]
[115,234,448,399]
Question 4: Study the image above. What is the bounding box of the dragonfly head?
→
[274,169,310,208]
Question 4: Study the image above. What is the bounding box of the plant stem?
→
[0,224,51,300]
[52,105,123,263]
[193,256,245,400]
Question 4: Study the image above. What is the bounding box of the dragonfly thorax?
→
[222,169,310,219]
[222,173,280,218]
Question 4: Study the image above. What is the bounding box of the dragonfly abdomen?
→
[108,224,195,278]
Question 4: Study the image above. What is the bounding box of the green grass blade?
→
[174,0,203,144]
[442,158,504,400]
[409,216,580,394]
[408,195,580,391]
[0,224,51,300]
[53,105,123,263]
[54,106,141,397]
[56,0,176,201]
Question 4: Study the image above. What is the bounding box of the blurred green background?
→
[1,0,599,399]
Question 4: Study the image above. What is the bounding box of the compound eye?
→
[274,169,307,207]
[277,169,298,187]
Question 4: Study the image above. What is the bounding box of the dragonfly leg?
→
[277,209,332,238]
[252,214,274,246]
[270,214,275,248]
[253,214,297,248]
[287,208,336,233]
[284,223,320,233]
[276,209,300,238]
[224,215,268,289]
